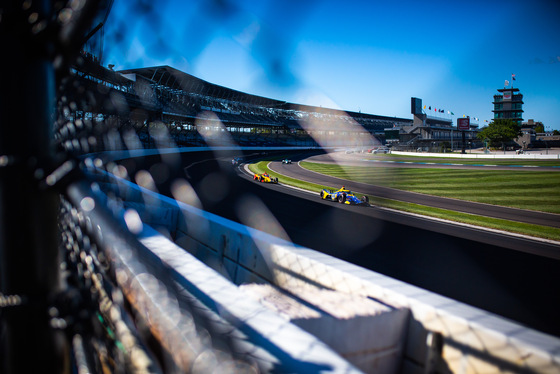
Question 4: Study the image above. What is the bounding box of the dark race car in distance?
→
[320,186,369,205]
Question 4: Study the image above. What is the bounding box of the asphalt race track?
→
[269,152,560,229]
[129,150,560,338]
[305,152,560,172]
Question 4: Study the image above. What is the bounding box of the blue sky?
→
[102,0,560,130]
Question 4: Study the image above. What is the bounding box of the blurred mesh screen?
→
[3,0,385,372]
[53,1,338,372]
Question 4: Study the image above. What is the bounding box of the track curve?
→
[269,153,560,228]
[230,156,560,337]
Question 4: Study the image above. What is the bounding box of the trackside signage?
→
[457,117,470,131]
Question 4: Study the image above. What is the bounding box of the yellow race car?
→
[253,173,278,184]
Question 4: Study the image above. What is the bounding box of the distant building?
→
[493,87,523,125]
[514,119,538,149]
[391,98,479,151]
[518,119,560,149]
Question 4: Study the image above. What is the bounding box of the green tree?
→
[534,123,545,133]
[477,119,522,149]
[554,130,560,136]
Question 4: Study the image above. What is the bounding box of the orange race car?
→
[253,173,278,184]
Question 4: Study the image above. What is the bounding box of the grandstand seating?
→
[67,58,412,150]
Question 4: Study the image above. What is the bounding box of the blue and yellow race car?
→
[320,186,369,205]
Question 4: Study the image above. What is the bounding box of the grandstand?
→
[63,54,412,151]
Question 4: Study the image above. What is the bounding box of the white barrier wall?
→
[90,155,560,374]
[391,150,560,159]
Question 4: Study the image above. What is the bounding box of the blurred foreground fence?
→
[1,1,560,373]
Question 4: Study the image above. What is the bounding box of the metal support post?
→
[0,2,67,373]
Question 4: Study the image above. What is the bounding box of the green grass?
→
[248,160,560,241]
[300,162,560,214]
[373,197,560,241]
[249,161,331,192]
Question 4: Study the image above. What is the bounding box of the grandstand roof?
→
[74,53,133,86]
[425,115,453,127]
[118,65,288,107]
[117,65,412,125]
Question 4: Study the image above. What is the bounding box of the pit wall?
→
[89,148,560,373]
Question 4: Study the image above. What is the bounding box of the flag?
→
[512,74,516,81]
[428,106,431,110]
[505,80,509,86]
[451,112,454,115]
[423,105,426,109]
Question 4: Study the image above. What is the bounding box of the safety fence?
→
[1,1,559,372]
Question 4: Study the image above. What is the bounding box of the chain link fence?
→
[0,1,292,372]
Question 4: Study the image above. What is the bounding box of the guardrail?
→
[392,151,560,159]
[88,149,560,373]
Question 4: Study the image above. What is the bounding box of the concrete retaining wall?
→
[89,154,560,374]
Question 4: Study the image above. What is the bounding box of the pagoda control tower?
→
[493,86,523,125]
